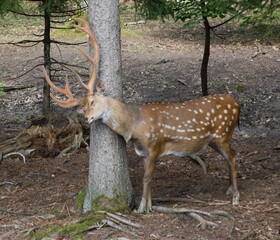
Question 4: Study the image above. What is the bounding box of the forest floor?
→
[0,16,279,240]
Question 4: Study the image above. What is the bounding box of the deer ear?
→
[96,81,105,94]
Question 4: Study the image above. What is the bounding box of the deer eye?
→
[90,100,94,106]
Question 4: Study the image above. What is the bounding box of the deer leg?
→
[138,154,157,214]
[209,141,240,206]
[189,154,207,174]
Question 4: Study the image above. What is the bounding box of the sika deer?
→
[42,18,240,213]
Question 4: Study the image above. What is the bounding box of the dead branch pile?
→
[0,115,87,161]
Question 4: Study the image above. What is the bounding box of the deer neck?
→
[101,97,135,142]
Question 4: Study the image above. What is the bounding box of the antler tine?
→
[73,18,100,93]
[41,66,82,108]
[42,66,74,99]
[68,67,89,91]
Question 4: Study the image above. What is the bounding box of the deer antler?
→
[73,18,100,93]
[41,18,100,108]
[41,66,83,108]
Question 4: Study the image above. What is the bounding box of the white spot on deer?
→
[222,121,226,126]
[200,135,205,139]
[150,117,154,122]
[226,127,229,132]
[160,129,163,133]
[206,112,210,117]
[188,109,192,112]
[187,120,191,124]
[192,136,198,140]
[202,101,205,104]
[233,109,237,114]
[218,114,223,119]
[220,96,224,100]
[205,131,211,137]
[216,104,221,109]
[151,108,155,111]
[187,129,195,132]
[175,117,179,120]
[175,107,179,109]
[200,121,205,125]
[207,100,211,103]
[199,109,203,113]
[224,109,228,114]
[227,104,231,109]
[224,116,228,121]
[211,109,215,114]
[177,129,186,133]
[196,128,201,131]
[194,110,198,114]
[192,118,197,123]
[231,115,235,120]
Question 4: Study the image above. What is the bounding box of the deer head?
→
[42,18,105,124]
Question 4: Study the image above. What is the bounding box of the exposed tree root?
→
[96,212,144,238]
[153,205,235,232]
[0,115,87,160]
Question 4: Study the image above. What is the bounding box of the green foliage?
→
[0,0,23,14]
[135,0,280,30]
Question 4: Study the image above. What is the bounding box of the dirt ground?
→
[0,19,279,240]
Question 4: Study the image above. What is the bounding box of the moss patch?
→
[91,194,131,213]
[76,187,87,212]
[29,213,104,240]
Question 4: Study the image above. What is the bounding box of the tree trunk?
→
[83,0,133,212]
[42,9,51,115]
[201,16,211,96]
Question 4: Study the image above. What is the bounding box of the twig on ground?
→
[103,212,144,229]
[2,152,26,164]
[177,79,188,86]
[101,219,140,237]
[252,156,270,162]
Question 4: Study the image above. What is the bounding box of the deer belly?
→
[161,141,208,157]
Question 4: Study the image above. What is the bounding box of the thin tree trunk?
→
[43,9,51,115]
[83,0,133,212]
[201,16,211,96]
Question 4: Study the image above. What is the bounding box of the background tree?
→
[136,0,278,96]
[0,0,86,115]
[83,0,133,211]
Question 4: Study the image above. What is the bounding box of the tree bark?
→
[42,9,51,115]
[83,0,133,212]
[201,16,210,96]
